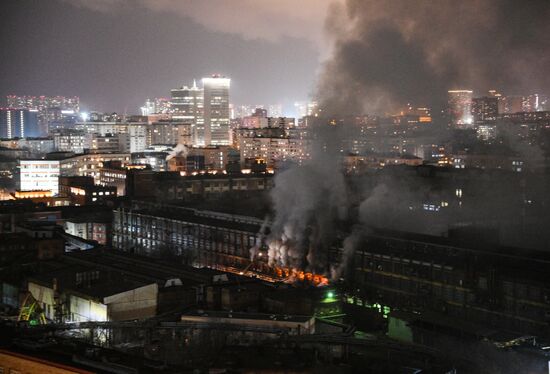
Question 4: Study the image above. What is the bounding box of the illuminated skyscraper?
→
[488,90,507,114]
[6,95,79,135]
[504,96,523,113]
[0,108,39,138]
[171,81,204,145]
[6,95,79,113]
[447,90,473,128]
[202,75,230,146]
[472,96,498,123]
[170,75,230,146]
[140,97,171,115]
[522,94,548,112]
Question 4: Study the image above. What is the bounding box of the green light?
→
[327,291,334,299]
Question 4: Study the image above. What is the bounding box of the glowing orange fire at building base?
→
[209,263,329,287]
[273,266,329,287]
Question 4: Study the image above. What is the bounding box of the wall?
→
[69,294,107,322]
[104,283,158,321]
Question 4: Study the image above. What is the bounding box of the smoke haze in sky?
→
[317,0,550,116]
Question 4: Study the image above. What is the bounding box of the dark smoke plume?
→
[267,124,348,273]
[265,0,550,276]
[318,0,550,115]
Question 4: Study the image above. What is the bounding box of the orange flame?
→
[209,264,329,286]
[273,267,329,286]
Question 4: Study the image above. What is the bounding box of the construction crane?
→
[18,292,47,325]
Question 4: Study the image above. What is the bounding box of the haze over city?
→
[1,1,550,373]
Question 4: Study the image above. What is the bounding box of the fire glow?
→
[273,266,329,287]
[210,264,329,287]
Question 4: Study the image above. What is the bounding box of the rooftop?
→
[182,310,313,323]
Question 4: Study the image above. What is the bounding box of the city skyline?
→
[2,2,550,372]
[0,0,323,113]
[3,1,550,117]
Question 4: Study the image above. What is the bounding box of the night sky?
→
[0,0,329,113]
[3,0,549,116]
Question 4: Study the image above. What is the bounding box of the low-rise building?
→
[98,161,149,196]
[58,152,131,182]
[19,159,60,195]
[53,130,88,154]
[238,135,310,168]
[59,176,117,205]
[131,151,168,171]
[64,219,110,245]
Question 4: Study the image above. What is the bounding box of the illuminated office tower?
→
[6,95,79,135]
[171,81,204,145]
[447,90,473,127]
[522,94,548,112]
[7,95,79,113]
[202,75,230,146]
[472,96,498,123]
[488,90,507,114]
[140,98,171,115]
[0,108,39,138]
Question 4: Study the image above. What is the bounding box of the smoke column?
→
[267,123,348,274]
[318,0,550,115]
[266,0,550,276]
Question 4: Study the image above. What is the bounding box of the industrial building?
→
[112,197,550,340]
[113,201,263,268]
[350,229,550,338]
[12,248,242,324]
[122,171,273,200]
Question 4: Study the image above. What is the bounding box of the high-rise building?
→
[522,94,548,112]
[89,133,120,153]
[6,95,79,135]
[6,95,79,113]
[472,96,498,123]
[447,90,473,127]
[488,90,507,114]
[171,81,204,145]
[126,124,148,153]
[53,130,88,154]
[140,97,171,115]
[238,136,310,168]
[504,96,524,114]
[0,108,39,138]
[202,75,231,146]
[294,101,319,119]
[170,75,230,146]
[233,105,255,119]
[148,122,193,146]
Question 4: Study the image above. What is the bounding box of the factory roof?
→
[182,310,313,324]
[64,248,230,286]
[364,228,550,284]
[27,261,153,300]
[120,205,263,233]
